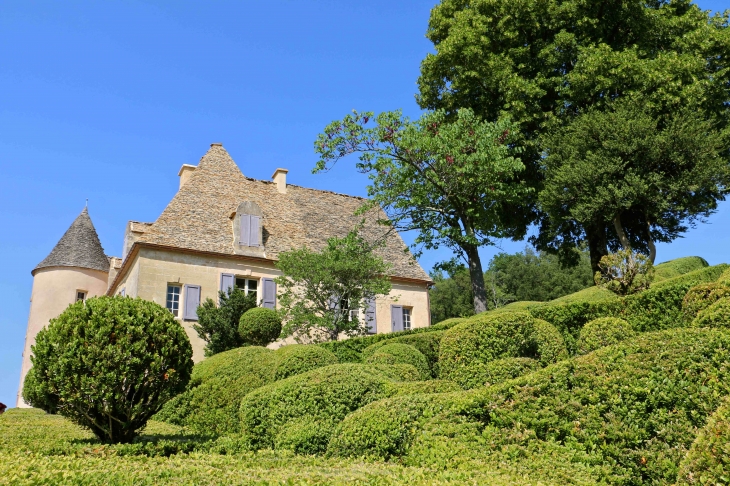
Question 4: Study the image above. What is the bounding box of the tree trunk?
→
[612,214,631,250]
[643,216,656,264]
[586,223,609,275]
[463,243,488,314]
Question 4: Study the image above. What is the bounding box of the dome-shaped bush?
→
[439,311,567,389]
[273,344,339,380]
[682,283,730,323]
[481,357,540,386]
[692,297,730,329]
[364,343,430,380]
[22,296,193,443]
[577,317,634,355]
[238,307,282,346]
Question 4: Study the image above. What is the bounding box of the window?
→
[402,307,412,331]
[235,278,258,301]
[166,285,181,317]
[239,214,260,247]
[76,291,87,303]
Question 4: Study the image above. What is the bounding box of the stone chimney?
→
[178,164,197,189]
[272,168,289,194]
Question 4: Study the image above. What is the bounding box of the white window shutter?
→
[249,216,260,247]
[262,278,276,309]
[184,285,201,320]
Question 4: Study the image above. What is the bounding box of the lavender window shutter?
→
[220,273,235,296]
[249,216,260,247]
[240,214,251,247]
[262,278,276,309]
[184,285,201,320]
[365,298,377,334]
[391,305,403,332]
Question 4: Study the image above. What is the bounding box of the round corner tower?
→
[17,208,110,407]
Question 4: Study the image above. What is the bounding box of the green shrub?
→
[676,396,730,485]
[594,249,655,295]
[368,364,423,382]
[274,417,334,455]
[653,256,709,281]
[154,346,277,435]
[23,296,193,443]
[719,267,730,285]
[273,344,339,381]
[384,380,461,396]
[692,297,730,329]
[238,308,282,347]
[331,328,730,485]
[682,283,730,323]
[480,357,540,386]
[362,332,444,377]
[439,312,567,389]
[194,287,258,356]
[238,364,419,452]
[429,317,467,330]
[364,343,431,380]
[576,317,634,355]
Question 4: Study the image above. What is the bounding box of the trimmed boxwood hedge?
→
[238,307,282,347]
[676,396,730,485]
[365,343,431,380]
[273,344,339,380]
[692,297,730,329]
[330,328,730,485]
[682,283,730,323]
[480,357,540,387]
[362,332,444,377]
[439,312,567,389]
[238,363,421,452]
[653,256,709,282]
[528,264,728,353]
[576,317,634,355]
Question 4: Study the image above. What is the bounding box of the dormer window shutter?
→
[249,216,260,247]
[240,214,251,247]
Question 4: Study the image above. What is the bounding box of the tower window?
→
[76,291,87,303]
[166,285,181,317]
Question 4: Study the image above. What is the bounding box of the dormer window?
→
[233,201,264,249]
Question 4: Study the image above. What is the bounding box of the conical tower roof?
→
[33,208,109,274]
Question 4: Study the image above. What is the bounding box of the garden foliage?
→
[364,343,431,380]
[576,317,634,355]
[692,297,730,330]
[23,296,193,443]
[676,396,730,485]
[238,307,282,347]
[194,287,257,356]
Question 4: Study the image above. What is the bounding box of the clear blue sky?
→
[1,1,727,407]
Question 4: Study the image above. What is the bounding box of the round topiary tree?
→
[364,343,431,380]
[238,307,282,346]
[273,344,339,380]
[682,283,730,323]
[22,296,193,443]
[692,297,730,329]
[577,317,635,355]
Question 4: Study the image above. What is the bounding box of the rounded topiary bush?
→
[238,307,282,346]
[676,397,730,485]
[439,311,568,389]
[274,417,334,455]
[273,344,339,380]
[481,357,540,386]
[682,283,730,323]
[692,297,730,329]
[577,317,634,355]
[364,343,430,380]
[362,331,444,378]
[23,296,193,443]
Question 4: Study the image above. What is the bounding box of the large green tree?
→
[418,0,730,271]
[314,109,530,313]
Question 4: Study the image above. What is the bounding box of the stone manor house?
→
[17,143,432,407]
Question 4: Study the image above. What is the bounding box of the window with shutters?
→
[235,277,258,300]
[166,285,181,317]
[234,201,264,249]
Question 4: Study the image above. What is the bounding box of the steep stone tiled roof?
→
[34,208,109,274]
[137,144,430,281]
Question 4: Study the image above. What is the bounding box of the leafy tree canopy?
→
[314,108,531,313]
[276,229,392,342]
[194,287,258,356]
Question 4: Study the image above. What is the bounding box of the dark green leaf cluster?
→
[238,307,282,347]
[331,328,730,484]
[439,311,568,389]
[154,344,338,435]
[23,296,193,443]
[193,287,258,356]
[364,343,431,380]
[676,396,730,485]
[576,317,634,355]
